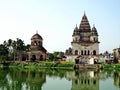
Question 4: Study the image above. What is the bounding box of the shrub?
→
[58,62,74,67]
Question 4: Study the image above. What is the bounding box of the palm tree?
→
[12,40,17,61]
[16,38,25,61]
[0,44,9,61]
[7,39,13,60]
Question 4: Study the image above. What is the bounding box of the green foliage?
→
[0,38,30,61]
[0,61,74,70]
[16,38,25,51]
[47,53,54,60]
[0,44,9,61]
[114,64,120,68]
[65,47,72,55]
[58,62,74,67]
[104,51,109,54]
[45,62,54,67]
[48,51,65,61]
[103,64,113,68]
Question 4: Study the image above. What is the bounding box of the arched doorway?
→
[84,50,86,55]
[81,50,83,55]
[40,55,43,61]
[93,50,96,55]
[75,50,78,55]
[31,55,36,61]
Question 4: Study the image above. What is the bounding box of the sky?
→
[0,0,120,53]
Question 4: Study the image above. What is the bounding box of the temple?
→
[28,32,47,61]
[71,13,99,56]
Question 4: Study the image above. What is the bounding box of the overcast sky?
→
[0,0,120,53]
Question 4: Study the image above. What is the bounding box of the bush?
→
[58,62,74,67]
[45,62,54,67]
[104,64,113,68]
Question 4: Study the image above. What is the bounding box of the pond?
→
[0,68,120,90]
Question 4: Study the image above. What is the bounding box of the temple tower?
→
[28,32,47,61]
[71,13,99,56]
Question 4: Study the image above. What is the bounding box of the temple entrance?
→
[84,50,86,55]
[93,50,96,55]
[31,55,36,61]
[75,50,78,55]
[81,50,83,55]
[40,55,43,61]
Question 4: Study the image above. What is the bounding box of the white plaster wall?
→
[72,43,99,55]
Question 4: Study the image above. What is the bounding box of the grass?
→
[2,60,120,71]
[4,61,75,70]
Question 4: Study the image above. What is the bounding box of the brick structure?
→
[28,32,47,61]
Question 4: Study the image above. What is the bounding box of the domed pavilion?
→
[28,32,47,61]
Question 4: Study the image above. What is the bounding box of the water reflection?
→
[0,68,120,90]
[114,71,120,88]
[70,70,99,90]
[0,68,46,90]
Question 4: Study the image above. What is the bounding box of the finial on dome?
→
[36,30,38,34]
[76,24,77,27]
[93,24,95,27]
[75,24,78,30]
[84,11,86,16]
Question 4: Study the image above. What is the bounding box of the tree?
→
[0,38,27,61]
[0,44,9,61]
[104,51,109,55]
[12,40,17,61]
[7,39,12,47]
[47,53,54,60]
[25,44,30,52]
[16,38,25,61]
[65,47,72,55]
[68,47,72,55]
[7,39,13,60]
[58,52,64,57]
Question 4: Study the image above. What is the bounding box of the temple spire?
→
[84,11,86,16]
[79,12,91,32]
[36,30,38,34]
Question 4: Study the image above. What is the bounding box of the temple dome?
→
[31,33,43,40]
[91,25,98,36]
[73,24,79,35]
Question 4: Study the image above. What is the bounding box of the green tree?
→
[12,40,17,61]
[65,47,72,55]
[58,52,64,57]
[68,47,72,55]
[104,51,109,54]
[25,44,30,52]
[7,39,13,60]
[47,53,54,60]
[0,44,9,61]
[16,38,25,61]
[7,39,12,47]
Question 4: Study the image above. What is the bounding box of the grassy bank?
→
[103,63,120,70]
[0,61,74,70]
[1,61,120,71]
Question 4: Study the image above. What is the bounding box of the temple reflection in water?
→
[66,70,99,90]
[0,69,120,90]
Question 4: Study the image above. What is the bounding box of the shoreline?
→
[0,61,120,71]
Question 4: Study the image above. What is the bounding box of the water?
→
[0,68,120,90]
